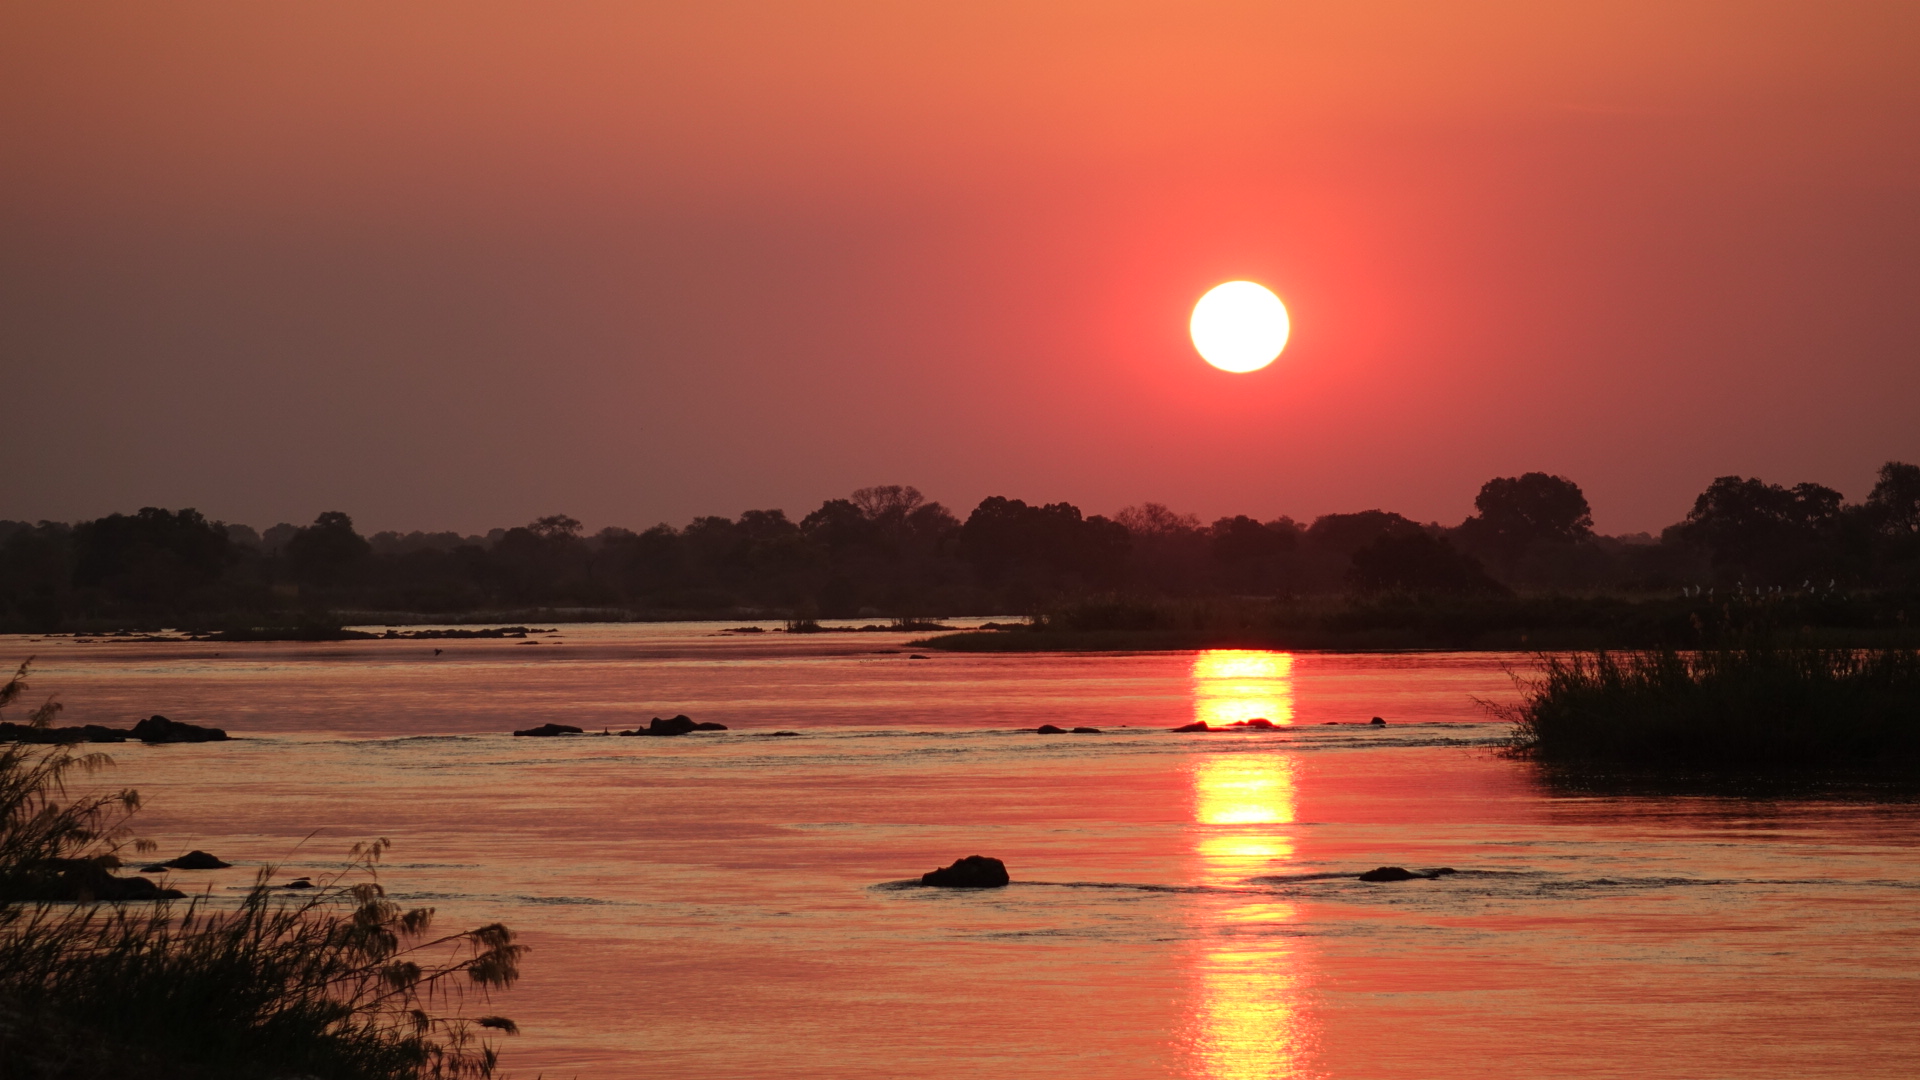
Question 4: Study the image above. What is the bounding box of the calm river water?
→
[8,624,1917,1078]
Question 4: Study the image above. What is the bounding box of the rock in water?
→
[1370,717,1387,726]
[625,715,727,736]
[1229,718,1276,729]
[921,855,1010,888]
[1358,866,1456,882]
[162,849,231,870]
[1359,866,1420,882]
[132,715,229,743]
[1035,724,1067,734]
[1072,727,1103,734]
[33,859,185,901]
[513,723,584,737]
[1171,721,1212,733]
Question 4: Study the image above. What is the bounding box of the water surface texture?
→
[11,625,1917,1078]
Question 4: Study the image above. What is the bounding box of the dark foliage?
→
[1501,647,1920,771]
[1347,530,1506,596]
[1455,472,1593,567]
[3,463,1919,630]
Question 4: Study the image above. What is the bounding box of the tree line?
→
[2,464,1917,631]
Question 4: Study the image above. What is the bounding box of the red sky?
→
[4,1,1917,535]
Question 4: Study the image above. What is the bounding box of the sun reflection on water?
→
[1192,650,1295,728]
[1183,651,1317,1079]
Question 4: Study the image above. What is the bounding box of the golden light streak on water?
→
[1185,675,1316,1080]
[1192,650,1295,728]
[1193,756,1299,827]
[1187,926,1315,1080]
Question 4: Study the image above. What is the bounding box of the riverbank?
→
[916,593,1920,652]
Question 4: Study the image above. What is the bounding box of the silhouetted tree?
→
[70,507,234,611]
[1116,503,1208,594]
[527,514,583,541]
[1304,511,1422,558]
[960,497,1127,598]
[1347,531,1506,595]
[1866,462,1920,537]
[284,511,371,588]
[1209,515,1300,593]
[1456,472,1593,570]
[0,523,75,630]
[1665,476,1845,583]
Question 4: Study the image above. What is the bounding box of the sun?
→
[1190,281,1290,373]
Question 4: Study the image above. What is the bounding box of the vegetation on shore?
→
[0,662,525,1078]
[916,592,1920,652]
[1499,646,1920,772]
[4,464,1918,634]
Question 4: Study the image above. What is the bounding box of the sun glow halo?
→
[1190,281,1290,373]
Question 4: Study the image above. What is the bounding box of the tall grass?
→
[1501,647,1920,770]
[0,660,525,1078]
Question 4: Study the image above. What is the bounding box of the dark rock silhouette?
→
[29,859,185,901]
[1035,724,1067,734]
[1229,718,1277,729]
[161,850,230,870]
[762,730,801,737]
[278,877,314,889]
[1359,866,1419,881]
[909,654,930,659]
[921,855,1010,888]
[1370,717,1387,726]
[513,723,583,737]
[1172,721,1212,732]
[132,715,229,743]
[1072,727,1103,734]
[0,722,133,744]
[620,715,727,736]
[1359,866,1457,882]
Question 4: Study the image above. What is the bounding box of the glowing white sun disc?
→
[1190,281,1290,373]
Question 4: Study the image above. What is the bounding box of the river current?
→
[9,623,1917,1078]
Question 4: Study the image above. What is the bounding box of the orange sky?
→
[4,2,1918,533]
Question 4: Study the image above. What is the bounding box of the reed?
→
[0,661,524,1078]
[1500,647,1920,770]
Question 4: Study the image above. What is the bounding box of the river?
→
[9,623,1916,1078]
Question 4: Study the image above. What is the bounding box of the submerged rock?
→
[279,877,314,889]
[1072,727,1103,734]
[513,723,584,737]
[1035,724,1067,734]
[132,715,230,743]
[1171,721,1212,733]
[1229,718,1277,729]
[921,855,1010,888]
